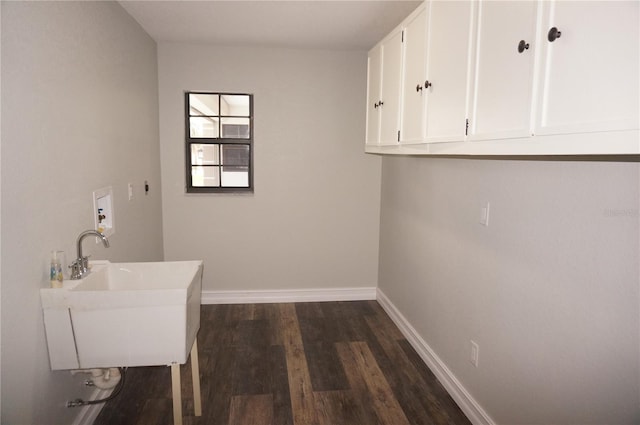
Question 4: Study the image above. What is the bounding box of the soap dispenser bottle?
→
[50,251,64,288]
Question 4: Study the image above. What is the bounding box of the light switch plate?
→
[480,202,490,226]
[470,340,479,367]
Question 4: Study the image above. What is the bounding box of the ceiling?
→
[118,1,422,50]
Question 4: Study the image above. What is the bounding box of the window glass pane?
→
[186,92,252,192]
[189,94,219,116]
[221,95,250,116]
[191,166,220,187]
[221,167,249,187]
[222,144,250,166]
[221,118,250,138]
[190,117,219,138]
[191,144,219,165]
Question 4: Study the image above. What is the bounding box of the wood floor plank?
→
[134,398,173,425]
[298,317,349,391]
[228,394,274,425]
[264,303,285,346]
[322,300,371,319]
[233,318,270,347]
[200,345,236,424]
[232,320,271,395]
[335,314,377,343]
[295,301,326,319]
[198,305,237,352]
[232,345,271,395]
[225,303,259,322]
[278,303,320,425]
[336,341,411,425]
[365,303,406,341]
[268,344,294,425]
[314,390,369,425]
[302,340,350,391]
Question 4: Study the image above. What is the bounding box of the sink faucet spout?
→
[77,230,109,260]
[70,230,110,280]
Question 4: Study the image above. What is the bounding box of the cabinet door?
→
[365,45,382,145]
[379,29,403,145]
[534,1,639,136]
[469,0,538,141]
[400,6,427,144]
[424,0,475,142]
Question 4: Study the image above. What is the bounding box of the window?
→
[185,92,253,193]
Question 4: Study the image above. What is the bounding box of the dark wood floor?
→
[94,301,470,425]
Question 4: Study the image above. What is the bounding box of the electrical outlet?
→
[470,341,479,367]
[480,202,490,226]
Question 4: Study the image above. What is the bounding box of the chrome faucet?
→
[70,230,110,280]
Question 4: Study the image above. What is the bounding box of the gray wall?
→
[378,156,640,423]
[158,44,382,293]
[1,2,163,423]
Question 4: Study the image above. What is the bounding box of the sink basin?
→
[69,261,202,309]
[40,260,203,370]
[73,261,201,291]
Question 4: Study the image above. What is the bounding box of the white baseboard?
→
[376,288,495,425]
[71,388,112,425]
[201,287,377,304]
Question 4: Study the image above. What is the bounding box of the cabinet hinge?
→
[401,30,404,43]
[397,130,401,142]
[465,119,469,136]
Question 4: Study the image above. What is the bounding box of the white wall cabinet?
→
[400,5,428,144]
[534,0,639,136]
[468,0,538,141]
[366,28,403,146]
[366,0,639,156]
[423,0,475,143]
[400,2,475,145]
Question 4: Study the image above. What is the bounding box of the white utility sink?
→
[41,260,203,370]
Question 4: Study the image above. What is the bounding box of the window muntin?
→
[186,92,253,192]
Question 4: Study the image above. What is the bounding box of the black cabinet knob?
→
[424,80,432,89]
[548,27,562,42]
[374,102,378,109]
[416,84,423,92]
[518,40,530,53]
[379,101,384,106]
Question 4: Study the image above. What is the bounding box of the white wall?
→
[378,156,640,423]
[158,44,381,294]
[1,2,163,423]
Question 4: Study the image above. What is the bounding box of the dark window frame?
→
[185,91,254,193]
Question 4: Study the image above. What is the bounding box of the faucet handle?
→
[69,256,91,280]
[81,256,90,271]
[69,260,84,280]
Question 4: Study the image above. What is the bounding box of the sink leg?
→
[170,339,201,425]
[191,338,202,416]
[171,363,182,425]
